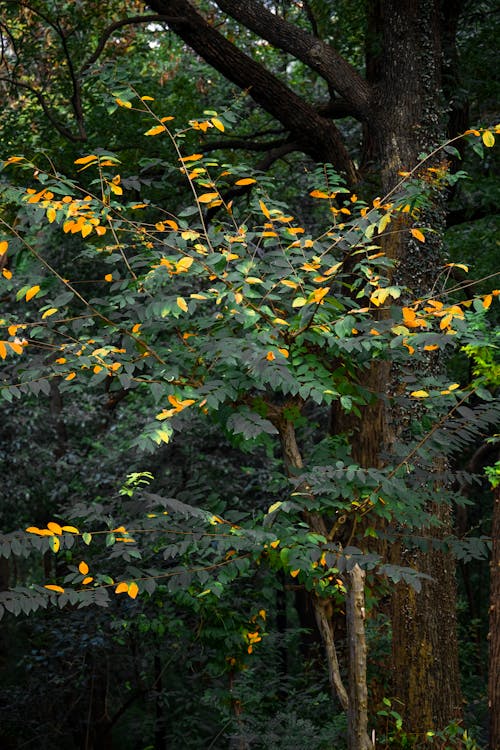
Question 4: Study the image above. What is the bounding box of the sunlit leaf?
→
[410,228,425,242]
[177,296,188,312]
[79,561,89,575]
[128,582,139,599]
[482,130,495,147]
[235,178,256,186]
[410,390,429,398]
[211,117,225,131]
[115,582,129,594]
[198,192,219,203]
[145,125,167,136]
[42,307,58,319]
[44,585,65,593]
[47,522,63,535]
[25,285,40,302]
[74,154,98,165]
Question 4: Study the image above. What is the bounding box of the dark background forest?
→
[0,2,499,749]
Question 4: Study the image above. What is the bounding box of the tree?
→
[0,1,498,745]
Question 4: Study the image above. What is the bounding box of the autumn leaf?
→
[235,178,256,186]
[177,296,188,312]
[42,307,58,319]
[49,535,60,552]
[197,192,219,203]
[211,117,225,131]
[79,561,89,575]
[47,522,63,535]
[145,125,167,136]
[74,154,98,165]
[482,130,495,147]
[128,582,139,599]
[44,585,65,593]
[25,285,40,301]
[115,582,129,594]
[410,390,429,398]
[410,228,426,242]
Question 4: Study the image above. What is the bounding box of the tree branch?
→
[80,14,187,75]
[213,0,371,120]
[146,0,357,182]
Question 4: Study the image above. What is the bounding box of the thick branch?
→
[214,0,371,120]
[147,0,357,182]
[314,597,349,710]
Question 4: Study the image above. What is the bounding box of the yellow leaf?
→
[177,296,188,312]
[290,569,300,578]
[270,540,280,549]
[160,116,174,122]
[115,582,129,594]
[181,230,200,240]
[2,268,12,279]
[278,348,289,358]
[292,297,307,308]
[79,561,89,575]
[410,228,426,242]
[308,287,329,304]
[65,372,76,381]
[26,526,42,535]
[46,207,57,223]
[128,582,139,599]
[8,342,24,354]
[42,308,58,319]
[145,125,167,136]
[273,318,289,326]
[81,223,93,238]
[74,154,98,164]
[245,277,262,284]
[259,200,271,219]
[482,130,495,147]
[0,342,7,360]
[104,274,113,282]
[235,178,256,186]
[82,576,94,585]
[165,219,179,231]
[61,525,79,533]
[179,153,203,163]
[115,98,132,108]
[140,95,155,101]
[266,351,276,361]
[410,390,429,398]
[423,344,439,351]
[109,182,123,196]
[47,522,63,535]
[176,257,194,273]
[483,294,492,309]
[44,584,65,593]
[198,192,219,203]
[49,535,60,552]
[211,117,225,131]
[309,190,330,199]
[25,285,40,302]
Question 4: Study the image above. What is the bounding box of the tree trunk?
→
[369,1,463,732]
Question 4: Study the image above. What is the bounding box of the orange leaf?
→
[235,178,256,186]
[25,285,40,302]
[145,125,167,136]
[74,154,98,165]
[128,582,139,599]
[44,585,65,593]
[115,582,129,594]
[0,240,8,255]
[79,561,89,575]
[82,576,94,585]
[410,228,425,243]
[47,522,63,535]
[177,296,188,312]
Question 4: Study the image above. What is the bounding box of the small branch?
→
[80,14,187,75]
[313,596,349,710]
